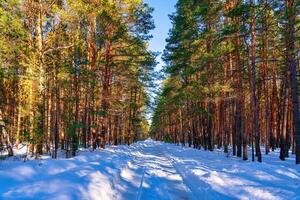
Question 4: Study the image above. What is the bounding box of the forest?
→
[150,0,300,164]
[0,0,156,159]
[0,0,300,163]
[0,0,300,199]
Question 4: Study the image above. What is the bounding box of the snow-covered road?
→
[126,142,194,200]
[0,139,299,200]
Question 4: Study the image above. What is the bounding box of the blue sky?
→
[144,0,177,70]
[143,0,177,121]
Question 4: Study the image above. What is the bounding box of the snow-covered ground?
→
[0,139,299,200]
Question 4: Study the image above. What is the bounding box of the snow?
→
[0,139,299,200]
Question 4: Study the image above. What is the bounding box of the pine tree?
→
[150,0,299,164]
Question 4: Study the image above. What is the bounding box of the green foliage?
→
[95,111,108,117]
[0,0,156,152]
[150,0,242,136]
[163,135,172,143]
[0,0,26,59]
[66,122,83,138]
[21,130,32,143]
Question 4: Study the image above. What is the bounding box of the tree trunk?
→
[285,0,300,164]
[250,0,261,162]
[0,109,14,156]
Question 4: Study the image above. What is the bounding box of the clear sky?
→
[143,0,177,122]
[144,0,177,70]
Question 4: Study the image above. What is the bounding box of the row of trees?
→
[150,0,300,164]
[0,0,156,158]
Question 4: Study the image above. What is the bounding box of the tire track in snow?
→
[156,144,207,200]
[126,143,179,200]
[112,141,204,200]
[136,142,193,200]
[111,144,148,200]
[135,156,146,200]
[99,145,147,199]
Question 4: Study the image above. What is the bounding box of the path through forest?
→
[122,141,194,200]
[1,140,299,200]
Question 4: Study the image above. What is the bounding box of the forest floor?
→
[0,139,300,200]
